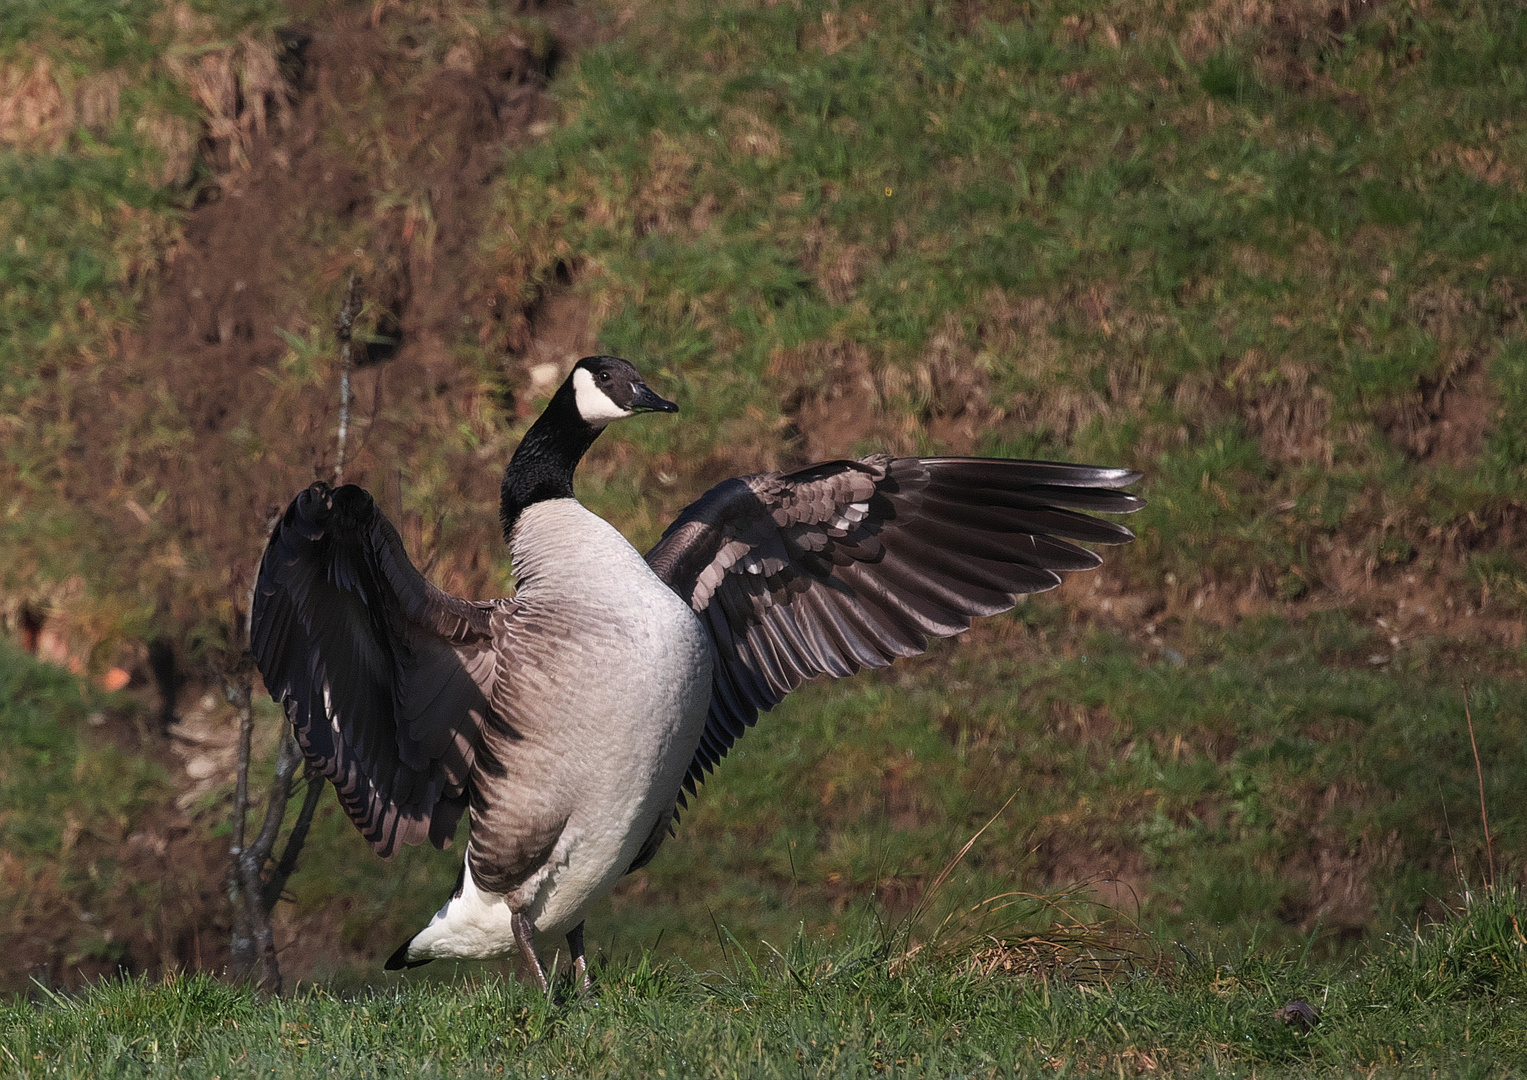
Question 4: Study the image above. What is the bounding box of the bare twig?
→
[225,667,256,978]
[333,273,362,485]
[1463,685,1495,892]
[225,278,360,992]
[262,764,326,912]
[240,731,302,993]
[227,510,277,984]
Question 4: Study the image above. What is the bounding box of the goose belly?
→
[472,498,714,938]
[514,619,711,934]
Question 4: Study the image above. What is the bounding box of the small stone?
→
[185,754,220,780]
[1275,1000,1320,1032]
[529,362,561,393]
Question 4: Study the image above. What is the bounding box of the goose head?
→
[567,355,679,428]
[500,356,677,537]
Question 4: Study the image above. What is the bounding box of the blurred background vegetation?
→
[1,0,1524,991]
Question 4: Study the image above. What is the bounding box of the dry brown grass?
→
[158,4,292,171]
[0,54,77,151]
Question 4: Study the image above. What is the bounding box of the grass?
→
[0,0,279,648]
[494,0,1527,602]
[6,0,1527,665]
[1,0,1526,1046]
[4,890,1526,1077]
[604,601,1525,968]
[0,641,183,982]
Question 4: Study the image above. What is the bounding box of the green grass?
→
[264,599,1527,979]
[494,0,1527,605]
[5,891,1527,1077]
[0,0,276,645]
[0,641,178,980]
[604,602,1524,968]
[11,591,1518,989]
[8,0,1527,660]
[3,0,1527,1033]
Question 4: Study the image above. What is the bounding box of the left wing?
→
[251,482,509,857]
[645,455,1144,804]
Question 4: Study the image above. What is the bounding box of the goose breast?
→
[473,497,713,934]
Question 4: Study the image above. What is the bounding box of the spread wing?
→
[646,455,1144,802]
[251,482,510,857]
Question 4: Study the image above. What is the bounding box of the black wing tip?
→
[384,938,431,970]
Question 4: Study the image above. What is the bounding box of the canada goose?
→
[251,355,1143,990]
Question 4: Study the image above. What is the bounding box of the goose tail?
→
[384,936,433,971]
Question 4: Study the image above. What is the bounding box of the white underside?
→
[405,856,520,960]
[402,498,712,963]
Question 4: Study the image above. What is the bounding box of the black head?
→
[500,356,678,538]
[567,355,679,428]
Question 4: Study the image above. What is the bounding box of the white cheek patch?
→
[572,366,634,425]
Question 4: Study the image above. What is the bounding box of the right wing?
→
[646,456,1144,800]
[251,482,510,857]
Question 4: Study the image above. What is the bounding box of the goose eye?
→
[598,372,610,383]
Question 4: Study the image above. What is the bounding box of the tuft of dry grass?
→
[0,54,76,152]
[889,796,1156,985]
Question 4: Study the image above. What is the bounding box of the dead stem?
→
[1463,684,1495,892]
[333,273,362,486]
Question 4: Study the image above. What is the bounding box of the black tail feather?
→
[384,937,433,971]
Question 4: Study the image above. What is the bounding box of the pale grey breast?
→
[468,498,712,928]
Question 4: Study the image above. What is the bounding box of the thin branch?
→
[245,731,303,876]
[262,765,326,912]
[333,274,362,485]
[1463,684,1495,892]
[225,669,256,977]
[240,730,302,994]
[227,273,362,992]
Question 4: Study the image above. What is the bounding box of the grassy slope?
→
[609,608,1525,967]
[0,0,1525,1012]
[486,0,1527,962]
[0,0,292,644]
[4,891,1526,1076]
[504,0,1527,593]
[287,0,1527,969]
[0,642,220,985]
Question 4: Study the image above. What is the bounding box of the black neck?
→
[500,380,603,540]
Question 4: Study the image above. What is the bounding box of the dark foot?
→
[567,921,592,994]
[512,911,549,994]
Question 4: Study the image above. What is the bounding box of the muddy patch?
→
[67,1,570,646]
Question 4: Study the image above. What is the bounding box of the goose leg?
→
[512,911,549,993]
[567,921,591,993]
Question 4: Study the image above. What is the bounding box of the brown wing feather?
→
[251,482,508,857]
[646,455,1144,804]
